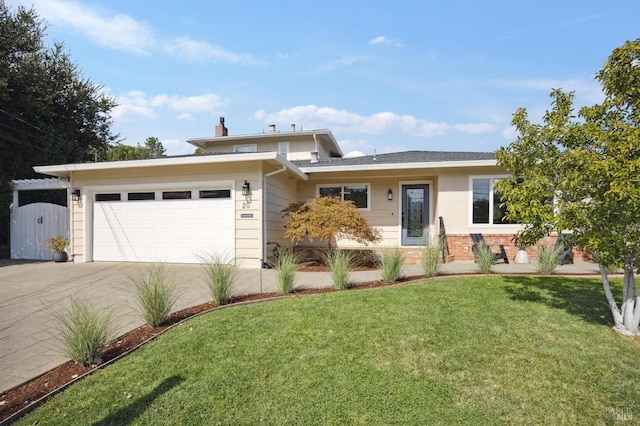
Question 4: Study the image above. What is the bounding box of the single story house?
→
[33,118,567,267]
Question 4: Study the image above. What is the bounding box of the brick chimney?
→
[215,117,228,137]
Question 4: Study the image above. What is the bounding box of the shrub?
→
[199,252,237,305]
[46,235,68,253]
[535,245,563,274]
[473,242,495,274]
[380,248,405,282]
[283,197,381,248]
[130,264,180,327]
[52,299,114,366]
[322,249,353,290]
[421,238,442,277]
[274,250,298,294]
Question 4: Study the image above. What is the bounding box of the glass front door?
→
[401,184,430,246]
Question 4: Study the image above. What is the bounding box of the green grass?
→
[50,299,115,367]
[421,238,442,277]
[22,276,640,425]
[380,247,405,282]
[535,245,562,274]
[199,252,237,305]
[130,264,180,327]
[473,242,495,274]
[321,249,353,289]
[274,250,298,294]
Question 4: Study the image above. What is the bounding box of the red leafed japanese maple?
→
[283,197,381,248]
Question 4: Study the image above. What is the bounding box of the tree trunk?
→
[601,264,640,336]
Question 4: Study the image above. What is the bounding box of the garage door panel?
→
[93,196,234,263]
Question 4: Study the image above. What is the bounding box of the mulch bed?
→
[0,265,421,423]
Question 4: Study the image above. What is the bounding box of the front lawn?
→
[16,276,640,424]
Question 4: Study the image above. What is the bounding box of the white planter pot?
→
[514,248,529,264]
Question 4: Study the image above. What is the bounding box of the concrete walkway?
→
[0,259,600,394]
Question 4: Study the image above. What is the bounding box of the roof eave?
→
[298,159,498,173]
[34,152,308,181]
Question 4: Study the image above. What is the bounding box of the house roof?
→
[34,151,308,181]
[293,150,497,173]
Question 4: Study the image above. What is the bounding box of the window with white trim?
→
[318,184,369,209]
[278,142,289,156]
[233,144,257,153]
[471,177,516,225]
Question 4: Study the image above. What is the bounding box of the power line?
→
[0,107,69,145]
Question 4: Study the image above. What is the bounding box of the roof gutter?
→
[298,159,498,173]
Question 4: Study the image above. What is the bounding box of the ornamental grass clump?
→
[473,242,495,274]
[535,245,563,274]
[322,249,353,290]
[380,248,405,282]
[52,299,114,366]
[274,250,298,294]
[421,238,442,277]
[199,252,237,305]
[130,264,180,327]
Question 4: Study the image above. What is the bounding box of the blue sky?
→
[7,0,640,156]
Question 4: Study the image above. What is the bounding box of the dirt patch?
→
[0,274,423,423]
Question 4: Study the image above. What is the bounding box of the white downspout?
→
[262,166,287,266]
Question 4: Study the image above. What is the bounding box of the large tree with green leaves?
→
[106,137,166,161]
[496,39,640,336]
[0,1,117,245]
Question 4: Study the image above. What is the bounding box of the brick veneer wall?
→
[445,234,592,263]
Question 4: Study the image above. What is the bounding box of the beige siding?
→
[296,172,438,249]
[205,135,318,158]
[72,162,264,268]
[436,166,521,235]
[265,169,298,253]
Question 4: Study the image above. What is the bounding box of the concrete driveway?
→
[0,258,600,394]
[0,260,279,394]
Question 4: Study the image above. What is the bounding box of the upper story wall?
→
[203,135,329,161]
[189,120,341,161]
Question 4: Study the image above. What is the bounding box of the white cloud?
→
[255,105,495,138]
[27,0,154,55]
[559,14,602,27]
[176,113,194,121]
[111,91,225,122]
[23,0,260,64]
[112,91,156,121]
[494,77,604,104]
[338,139,374,155]
[161,138,194,156]
[368,35,404,47]
[314,56,369,73]
[369,36,388,45]
[501,126,518,140]
[162,37,263,65]
[151,93,227,112]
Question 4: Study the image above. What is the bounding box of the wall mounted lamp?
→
[72,187,81,201]
[387,188,393,201]
[242,180,251,196]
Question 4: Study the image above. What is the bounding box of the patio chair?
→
[470,233,509,264]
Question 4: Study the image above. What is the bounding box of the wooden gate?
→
[10,203,69,260]
[10,178,70,260]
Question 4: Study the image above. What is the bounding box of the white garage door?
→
[93,188,234,263]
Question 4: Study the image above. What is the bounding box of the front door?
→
[401,184,429,246]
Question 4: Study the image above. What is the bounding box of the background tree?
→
[106,137,166,161]
[0,1,116,246]
[496,39,640,336]
[283,196,381,249]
